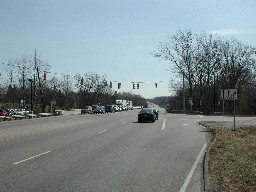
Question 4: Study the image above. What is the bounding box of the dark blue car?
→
[138,108,156,123]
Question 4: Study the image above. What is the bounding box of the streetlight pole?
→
[28,79,33,113]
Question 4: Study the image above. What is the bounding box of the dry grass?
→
[201,122,256,192]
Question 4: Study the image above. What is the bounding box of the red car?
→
[0,109,9,116]
[81,106,93,114]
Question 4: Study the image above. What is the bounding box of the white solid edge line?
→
[179,142,207,192]
[13,151,51,165]
[161,119,166,130]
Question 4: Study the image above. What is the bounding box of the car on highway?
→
[81,106,93,114]
[138,108,156,123]
[146,108,159,120]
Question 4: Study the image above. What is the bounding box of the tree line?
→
[154,29,256,115]
[1,50,147,113]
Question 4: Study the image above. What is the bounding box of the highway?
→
[0,108,208,192]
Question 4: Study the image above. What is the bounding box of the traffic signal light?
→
[133,83,135,89]
[137,83,139,89]
[43,71,46,80]
[110,81,112,88]
[155,83,157,88]
[118,82,121,89]
[80,78,84,85]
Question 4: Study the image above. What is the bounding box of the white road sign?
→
[189,98,193,105]
[220,89,238,100]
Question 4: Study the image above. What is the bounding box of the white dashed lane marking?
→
[13,151,51,165]
[161,119,166,130]
[99,130,107,134]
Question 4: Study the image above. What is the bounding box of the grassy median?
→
[200,122,256,192]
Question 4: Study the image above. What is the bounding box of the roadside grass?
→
[200,122,256,192]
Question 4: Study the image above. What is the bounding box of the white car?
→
[113,105,120,112]
[14,109,30,115]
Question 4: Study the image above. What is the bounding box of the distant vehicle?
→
[93,106,105,114]
[5,109,15,116]
[0,109,9,116]
[81,106,93,114]
[138,108,156,123]
[14,109,29,115]
[112,105,120,112]
[146,108,159,120]
[91,105,99,113]
[105,105,115,113]
[116,100,128,111]
[127,100,133,110]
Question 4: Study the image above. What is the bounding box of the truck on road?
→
[116,100,128,111]
[127,100,133,110]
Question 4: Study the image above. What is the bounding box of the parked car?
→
[105,105,115,113]
[93,106,105,114]
[0,109,9,116]
[91,105,98,113]
[113,105,121,112]
[138,108,156,123]
[14,109,29,115]
[81,106,93,114]
[5,109,16,116]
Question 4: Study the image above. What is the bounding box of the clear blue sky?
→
[1,0,256,98]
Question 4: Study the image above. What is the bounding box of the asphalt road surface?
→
[0,108,209,192]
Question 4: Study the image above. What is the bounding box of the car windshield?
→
[139,109,153,113]
[91,105,98,109]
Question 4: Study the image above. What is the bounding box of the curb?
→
[198,122,217,192]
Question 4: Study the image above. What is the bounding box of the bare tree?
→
[155,29,256,114]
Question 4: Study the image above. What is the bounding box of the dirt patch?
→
[200,122,256,192]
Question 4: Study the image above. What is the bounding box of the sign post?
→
[220,89,238,131]
[189,98,193,112]
[50,101,56,114]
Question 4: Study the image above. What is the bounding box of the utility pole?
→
[28,79,33,112]
[183,72,185,113]
[34,49,43,112]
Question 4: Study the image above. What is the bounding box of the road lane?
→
[0,110,207,191]
[0,112,136,167]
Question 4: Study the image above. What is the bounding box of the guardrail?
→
[38,113,52,117]
[11,115,26,120]
[0,116,12,121]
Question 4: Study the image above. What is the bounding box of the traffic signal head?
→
[133,83,135,89]
[155,83,157,88]
[118,82,121,89]
[110,81,112,88]
[137,83,139,89]
[81,78,84,85]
